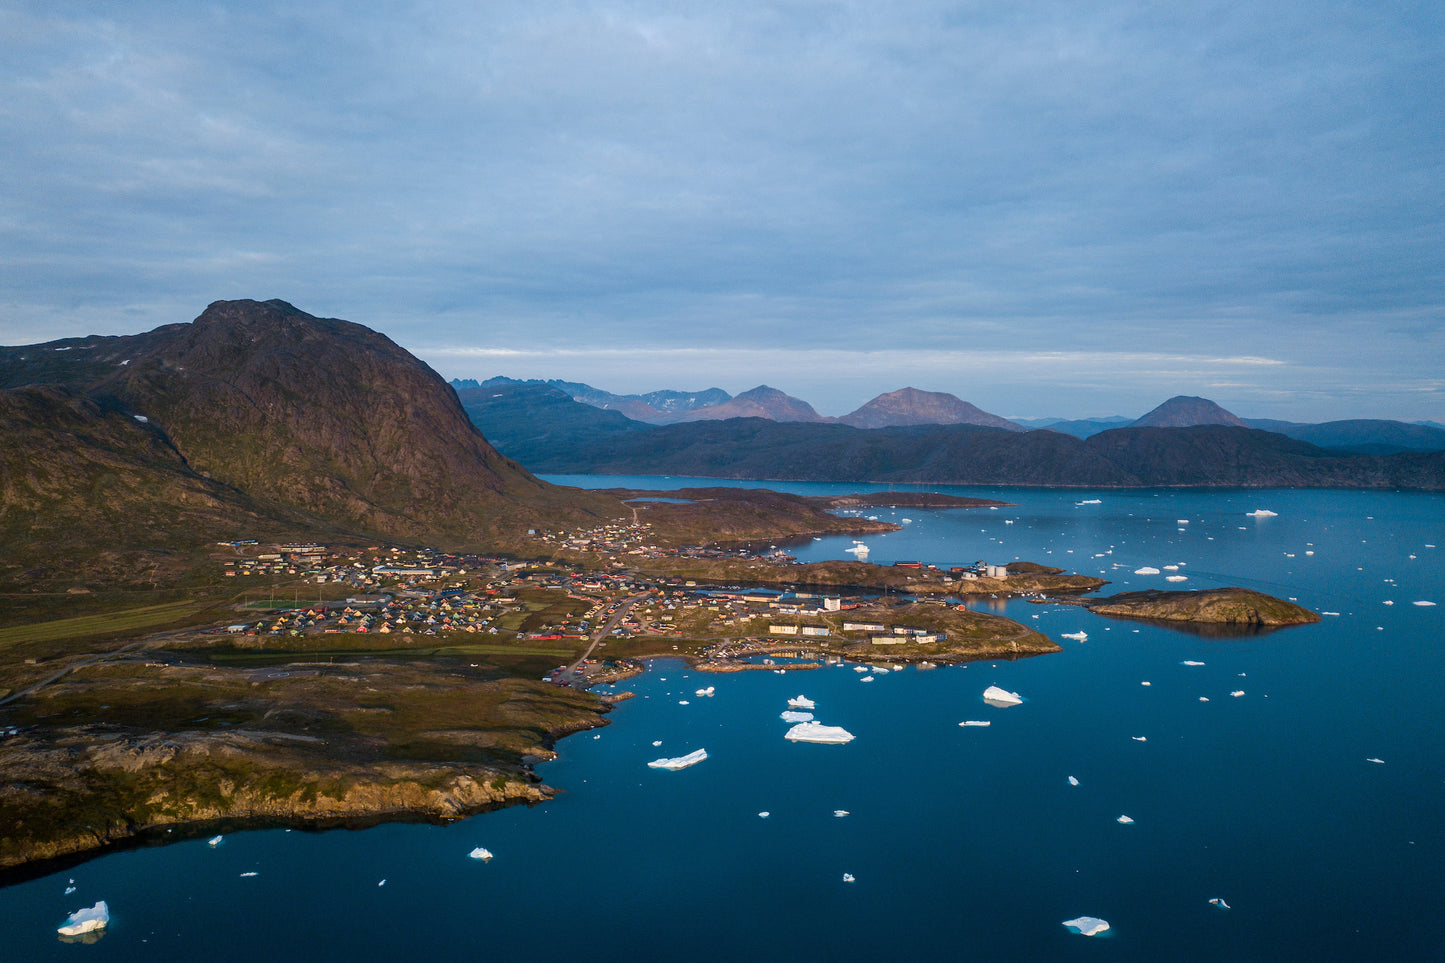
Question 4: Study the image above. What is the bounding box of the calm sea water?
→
[4,480,1442,961]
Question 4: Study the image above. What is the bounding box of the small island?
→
[1078,587,1321,625]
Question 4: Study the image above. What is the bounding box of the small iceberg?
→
[651,740,663,746]
[784,722,855,744]
[1414,600,1436,607]
[1209,898,1231,911]
[853,666,870,673]
[787,695,816,709]
[1177,519,1189,524]
[758,812,770,818]
[1366,757,1385,765]
[1062,916,1111,937]
[1134,567,1161,575]
[842,873,856,883]
[1166,575,1188,582]
[1247,509,1278,518]
[834,810,849,817]
[1132,736,1148,742]
[678,699,690,705]
[1141,681,1151,686]
[959,720,991,727]
[859,675,875,683]
[694,686,715,697]
[468,847,494,860]
[207,835,223,847]
[982,685,1023,707]
[1068,776,1079,786]
[1116,815,1135,825]
[378,879,386,886]
[1199,696,1210,702]
[648,748,708,770]
[1075,499,1102,506]
[57,901,109,938]
[1180,660,1206,666]
[1060,631,1088,642]
[239,872,258,877]
[1231,690,1246,698]
[780,710,815,723]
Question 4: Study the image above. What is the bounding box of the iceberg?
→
[787,695,817,709]
[853,665,870,673]
[758,812,770,818]
[834,810,849,817]
[958,720,991,727]
[1060,631,1088,641]
[842,873,856,883]
[207,835,223,847]
[1414,600,1436,607]
[859,675,875,682]
[1199,697,1210,702]
[1366,757,1385,765]
[1209,898,1231,910]
[239,872,258,877]
[1231,690,1246,698]
[1132,736,1148,742]
[468,847,493,860]
[784,722,855,744]
[1068,776,1079,786]
[1062,916,1111,937]
[780,710,815,723]
[1141,681,1151,686]
[1247,509,1278,517]
[648,748,708,770]
[678,699,690,705]
[1134,566,1160,575]
[1075,499,1102,505]
[694,686,715,697]
[982,685,1023,707]
[1180,660,1206,666]
[1166,575,1188,582]
[57,901,109,937]
[1117,815,1134,824]
[651,740,663,746]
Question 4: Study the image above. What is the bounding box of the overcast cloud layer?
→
[3,0,1441,420]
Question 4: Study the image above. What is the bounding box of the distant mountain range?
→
[0,301,617,589]
[457,382,1445,489]
[456,378,1445,455]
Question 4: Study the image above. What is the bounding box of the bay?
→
[3,480,1442,960]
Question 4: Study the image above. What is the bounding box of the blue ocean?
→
[3,481,1442,960]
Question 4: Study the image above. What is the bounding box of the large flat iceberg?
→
[1134,567,1161,575]
[787,695,816,709]
[648,748,708,770]
[784,722,855,744]
[57,901,109,937]
[780,710,814,723]
[982,685,1023,707]
[1062,916,1111,937]
[1247,509,1278,518]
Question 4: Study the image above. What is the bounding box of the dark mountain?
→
[455,382,650,465]
[837,387,1022,430]
[1132,396,1249,428]
[1243,418,1445,455]
[662,385,828,424]
[638,387,732,412]
[1,300,619,587]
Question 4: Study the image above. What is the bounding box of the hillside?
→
[0,300,622,590]
[660,385,828,423]
[1132,395,1249,428]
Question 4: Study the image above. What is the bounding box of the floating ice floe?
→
[1134,567,1161,575]
[784,722,855,744]
[207,835,223,847]
[834,810,849,817]
[239,872,258,877]
[1231,690,1245,698]
[694,686,715,697]
[1199,697,1210,702]
[1322,611,1340,617]
[1068,776,1079,787]
[1366,757,1385,765]
[982,685,1023,707]
[1180,660,1206,666]
[859,676,875,683]
[678,699,690,705]
[1166,575,1188,582]
[853,666,870,673]
[64,883,76,895]
[1210,898,1231,910]
[1383,600,1394,606]
[1061,631,1088,642]
[648,749,708,770]
[1177,519,1189,524]
[469,847,493,860]
[788,695,817,709]
[781,710,815,723]
[758,812,770,818]
[1132,736,1148,742]
[1414,601,1437,607]
[1116,815,1135,825]
[1062,916,1111,937]
[959,720,991,727]
[652,740,663,746]
[57,901,109,937]
[1141,681,1151,687]
[1247,509,1278,518]
[1076,499,1102,506]
[1164,564,1179,571]
[842,873,856,883]
[378,879,386,886]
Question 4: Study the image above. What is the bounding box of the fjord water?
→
[4,482,1442,961]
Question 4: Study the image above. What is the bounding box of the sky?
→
[2,1,1442,422]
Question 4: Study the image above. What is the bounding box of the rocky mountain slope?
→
[1132,395,1250,428]
[837,387,1021,430]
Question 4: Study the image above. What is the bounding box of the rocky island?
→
[1076,587,1321,625]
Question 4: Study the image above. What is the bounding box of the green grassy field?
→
[0,599,227,650]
